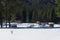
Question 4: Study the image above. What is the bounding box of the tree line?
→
[0,0,60,23]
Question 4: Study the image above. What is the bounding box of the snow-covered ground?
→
[0,29,60,40]
[0,23,60,28]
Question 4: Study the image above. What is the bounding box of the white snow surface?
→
[0,29,60,40]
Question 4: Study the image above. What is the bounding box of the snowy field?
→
[0,29,60,40]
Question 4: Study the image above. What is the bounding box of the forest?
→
[0,0,60,23]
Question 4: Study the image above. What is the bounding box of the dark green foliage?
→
[0,0,59,22]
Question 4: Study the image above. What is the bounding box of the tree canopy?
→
[0,0,60,22]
